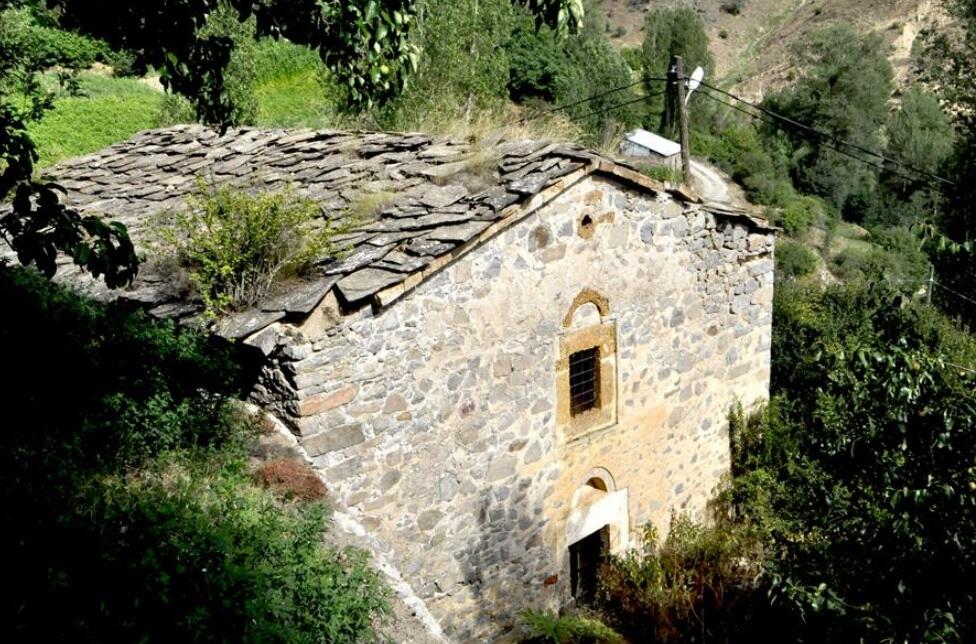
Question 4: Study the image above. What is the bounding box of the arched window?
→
[556,289,618,440]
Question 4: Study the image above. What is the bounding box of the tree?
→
[763,26,893,218]
[1,1,137,287]
[639,6,714,131]
[1,0,421,288]
[921,0,976,325]
[886,88,954,195]
[382,0,514,127]
[733,283,976,641]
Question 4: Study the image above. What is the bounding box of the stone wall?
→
[256,175,774,640]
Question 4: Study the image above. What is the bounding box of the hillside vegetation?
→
[3,1,976,642]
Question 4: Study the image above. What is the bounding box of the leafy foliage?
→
[693,120,795,208]
[885,87,954,196]
[52,0,420,122]
[598,516,767,643]
[762,26,893,217]
[1,2,139,287]
[774,239,818,280]
[48,460,388,643]
[506,1,638,144]
[638,6,714,130]
[920,0,976,326]
[828,227,930,289]
[771,194,832,236]
[0,267,388,641]
[151,180,350,318]
[0,266,251,474]
[0,5,107,69]
[382,0,513,128]
[732,284,976,641]
[520,609,621,643]
[0,0,427,291]
[519,0,584,37]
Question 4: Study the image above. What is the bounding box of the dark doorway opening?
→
[569,525,609,603]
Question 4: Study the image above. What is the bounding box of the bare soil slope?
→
[599,0,948,99]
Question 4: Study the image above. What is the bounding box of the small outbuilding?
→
[619,128,682,171]
[4,125,775,640]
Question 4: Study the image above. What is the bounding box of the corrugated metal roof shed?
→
[623,129,681,157]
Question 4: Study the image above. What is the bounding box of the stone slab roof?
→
[1,125,770,342]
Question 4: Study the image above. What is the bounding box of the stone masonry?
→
[259,177,773,638]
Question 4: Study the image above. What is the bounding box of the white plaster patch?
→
[565,488,630,554]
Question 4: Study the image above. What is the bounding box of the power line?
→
[697,89,935,188]
[523,76,669,122]
[564,89,667,124]
[932,280,976,307]
[694,79,956,187]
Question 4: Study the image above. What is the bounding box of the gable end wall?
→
[258,175,774,639]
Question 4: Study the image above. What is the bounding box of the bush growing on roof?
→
[151,179,352,318]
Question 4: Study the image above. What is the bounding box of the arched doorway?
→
[564,469,629,602]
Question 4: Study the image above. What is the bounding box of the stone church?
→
[16,125,774,639]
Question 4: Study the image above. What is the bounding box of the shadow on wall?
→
[454,474,560,640]
[452,466,628,639]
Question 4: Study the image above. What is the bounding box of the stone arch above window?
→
[582,467,616,493]
[562,288,610,329]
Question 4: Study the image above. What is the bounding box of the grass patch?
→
[256,70,337,128]
[29,73,165,168]
[252,38,339,128]
[520,609,622,643]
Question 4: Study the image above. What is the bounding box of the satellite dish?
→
[685,66,705,105]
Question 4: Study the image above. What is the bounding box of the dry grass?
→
[405,105,588,191]
[347,189,398,221]
[254,457,328,502]
[407,103,582,146]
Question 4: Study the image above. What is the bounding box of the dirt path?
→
[690,159,746,206]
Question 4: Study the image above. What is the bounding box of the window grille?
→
[569,347,600,416]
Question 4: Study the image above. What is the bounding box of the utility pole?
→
[674,56,691,183]
[661,57,678,137]
[927,264,935,305]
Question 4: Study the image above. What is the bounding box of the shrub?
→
[598,515,767,642]
[255,458,329,502]
[775,239,818,279]
[0,7,108,70]
[0,267,389,641]
[152,180,350,318]
[747,283,976,641]
[520,609,622,643]
[772,195,837,237]
[198,2,259,126]
[721,0,748,15]
[13,457,388,642]
[100,47,140,77]
[0,266,251,476]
